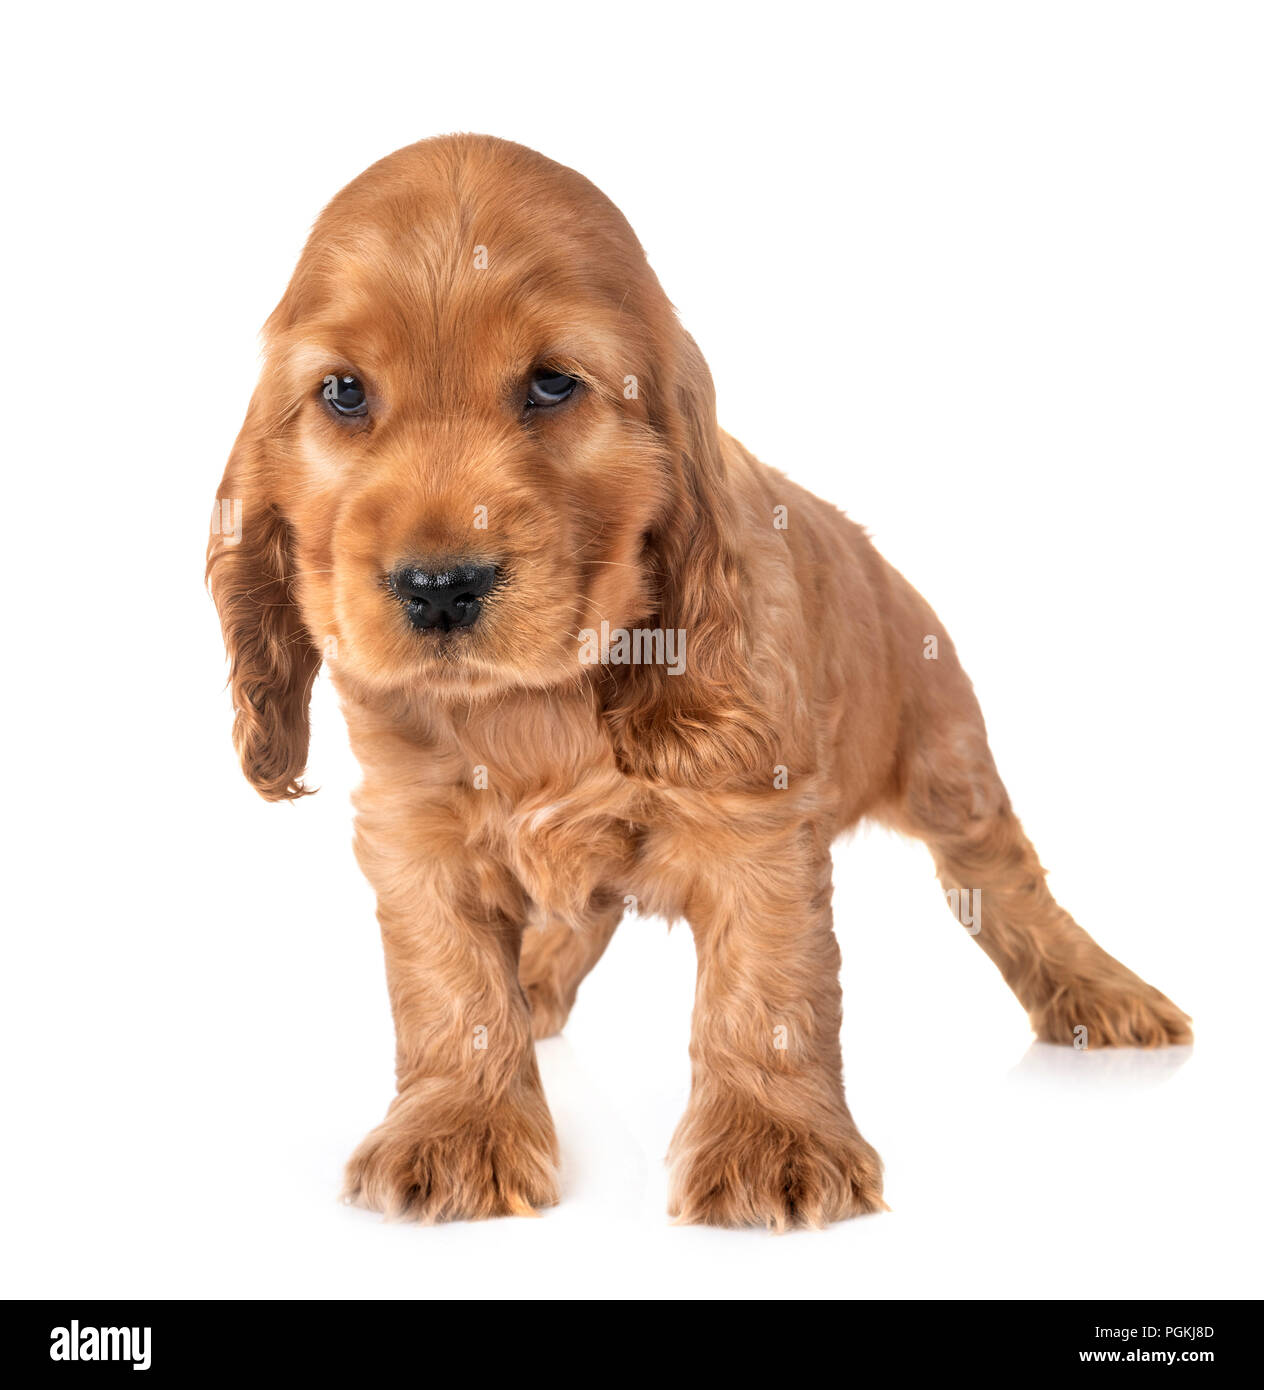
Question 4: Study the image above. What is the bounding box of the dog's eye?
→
[322,373,368,417]
[526,368,578,408]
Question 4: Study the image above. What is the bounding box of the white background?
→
[2,1,1261,1300]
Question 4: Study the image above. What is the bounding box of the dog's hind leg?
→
[519,893,624,1039]
[879,627,1191,1049]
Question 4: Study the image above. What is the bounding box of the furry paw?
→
[668,1106,886,1231]
[343,1091,559,1222]
[1031,970,1192,1048]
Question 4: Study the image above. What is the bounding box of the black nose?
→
[389,563,497,631]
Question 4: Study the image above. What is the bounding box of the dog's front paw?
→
[343,1090,559,1222]
[1031,969,1192,1049]
[668,1104,885,1231]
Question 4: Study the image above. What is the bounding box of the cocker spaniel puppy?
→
[207,135,1191,1229]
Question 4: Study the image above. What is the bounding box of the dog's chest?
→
[453,695,698,924]
[450,698,638,918]
[499,761,643,922]
[502,771,707,927]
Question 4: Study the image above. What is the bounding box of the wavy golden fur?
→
[207,135,1191,1228]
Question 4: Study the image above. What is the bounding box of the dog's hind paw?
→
[1030,970,1192,1049]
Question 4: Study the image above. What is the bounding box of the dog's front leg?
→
[343,795,557,1221]
[668,823,884,1230]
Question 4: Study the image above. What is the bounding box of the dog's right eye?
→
[526,368,578,408]
[322,373,368,417]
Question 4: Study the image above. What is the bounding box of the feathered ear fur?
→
[206,393,321,800]
[601,333,779,790]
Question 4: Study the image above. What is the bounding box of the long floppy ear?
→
[206,393,321,800]
[602,333,780,790]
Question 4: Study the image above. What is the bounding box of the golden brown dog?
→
[207,135,1191,1229]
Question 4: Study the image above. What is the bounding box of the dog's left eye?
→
[322,373,368,416]
[526,368,578,408]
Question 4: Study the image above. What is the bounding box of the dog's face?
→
[252,140,682,698]
[209,136,770,800]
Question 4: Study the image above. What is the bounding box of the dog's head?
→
[209,135,772,799]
